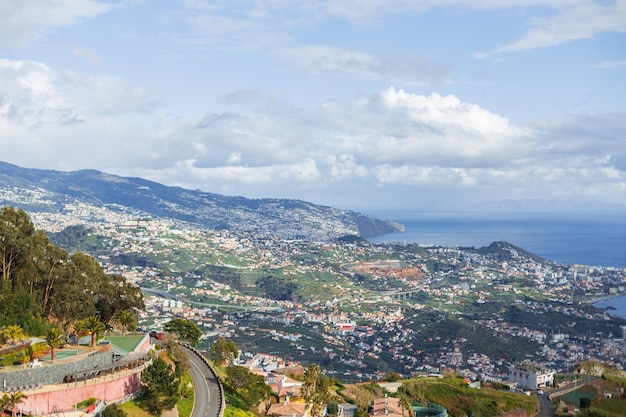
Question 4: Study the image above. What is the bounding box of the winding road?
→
[178,344,224,417]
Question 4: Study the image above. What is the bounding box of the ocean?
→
[367,211,626,268]
[594,295,626,322]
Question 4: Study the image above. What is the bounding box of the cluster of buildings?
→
[3,190,626,392]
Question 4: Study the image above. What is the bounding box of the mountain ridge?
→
[0,161,403,240]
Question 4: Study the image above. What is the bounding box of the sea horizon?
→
[367,210,626,268]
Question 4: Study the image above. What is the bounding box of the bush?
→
[102,404,126,417]
[76,398,98,408]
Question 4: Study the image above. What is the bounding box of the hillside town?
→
[1,188,621,386]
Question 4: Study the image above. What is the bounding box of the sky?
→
[0,0,625,214]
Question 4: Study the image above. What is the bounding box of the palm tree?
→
[399,392,413,417]
[8,391,27,417]
[112,309,136,335]
[302,363,323,417]
[75,316,105,347]
[4,325,25,345]
[0,394,10,416]
[43,325,65,362]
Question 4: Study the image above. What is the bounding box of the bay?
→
[593,295,626,322]
[368,211,626,268]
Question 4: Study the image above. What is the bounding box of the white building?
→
[508,364,554,390]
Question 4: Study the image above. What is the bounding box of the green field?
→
[558,385,598,406]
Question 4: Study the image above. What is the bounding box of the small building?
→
[266,401,308,417]
[508,364,554,390]
[369,396,408,417]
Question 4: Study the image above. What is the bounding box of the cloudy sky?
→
[1,0,625,212]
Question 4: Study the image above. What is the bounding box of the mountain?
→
[0,161,403,240]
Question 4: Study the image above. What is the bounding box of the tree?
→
[327,402,339,416]
[0,207,35,286]
[75,316,106,347]
[7,391,27,417]
[163,318,201,346]
[0,207,143,333]
[43,325,65,362]
[225,366,272,409]
[398,392,413,417]
[0,394,9,416]
[102,403,126,417]
[140,357,180,415]
[112,309,136,335]
[210,336,239,365]
[302,363,329,417]
[94,273,144,325]
[3,325,25,345]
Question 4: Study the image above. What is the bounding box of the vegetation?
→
[393,377,537,417]
[0,206,144,334]
[75,315,106,347]
[102,403,127,417]
[163,318,202,346]
[140,356,181,415]
[0,391,27,417]
[224,366,273,409]
[43,324,66,362]
[256,274,299,301]
[210,336,239,365]
[195,264,242,289]
[112,309,137,335]
[302,363,331,417]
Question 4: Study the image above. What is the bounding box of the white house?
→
[508,364,554,390]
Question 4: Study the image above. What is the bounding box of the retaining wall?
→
[1,347,113,390]
[16,367,144,415]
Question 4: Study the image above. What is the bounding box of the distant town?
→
[3,185,626,386]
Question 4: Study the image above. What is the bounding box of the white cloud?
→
[175,1,625,56]
[0,0,115,48]
[591,60,626,69]
[488,0,626,54]
[0,58,624,206]
[274,45,453,85]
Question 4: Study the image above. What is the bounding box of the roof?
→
[512,364,553,375]
[370,397,405,417]
[267,402,307,417]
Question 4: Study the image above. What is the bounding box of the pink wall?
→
[18,371,142,415]
[135,335,151,353]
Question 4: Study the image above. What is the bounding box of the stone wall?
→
[1,347,113,390]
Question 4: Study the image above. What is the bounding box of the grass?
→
[398,377,538,417]
[101,335,147,353]
[590,396,626,417]
[178,393,195,417]
[119,401,152,417]
[558,385,598,406]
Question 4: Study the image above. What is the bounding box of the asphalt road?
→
[179,345,223,417]
[536,392,556,417]
[536,374,599,417]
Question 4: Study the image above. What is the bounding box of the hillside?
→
[0,161,402,240]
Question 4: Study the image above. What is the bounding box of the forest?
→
[0,206,144,335]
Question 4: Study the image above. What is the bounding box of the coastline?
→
[589,293,626,304]
[590,293,626,321]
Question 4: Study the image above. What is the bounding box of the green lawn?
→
[101,335,147,353]
[557,385,598,406]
